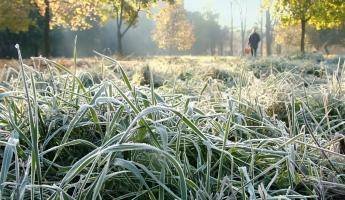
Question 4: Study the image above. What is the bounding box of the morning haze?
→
[0,0,345,199]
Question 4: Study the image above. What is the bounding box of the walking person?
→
[248,27,260,57]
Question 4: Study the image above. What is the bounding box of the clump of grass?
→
[1,49,345,199]
[132,65,165,87]
[245,56,337,81]
[204,67,234,82]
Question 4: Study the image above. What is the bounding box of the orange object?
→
[244,47,251,54]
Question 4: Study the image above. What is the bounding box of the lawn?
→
[0,53,345,199]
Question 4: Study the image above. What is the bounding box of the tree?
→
[204,12,223,55]
[0,0,100,57]
[232,0,247,56]
[187,12,225,55]
[274,23,304,54]
[265,10,273,56]
[308,26,345,54]
[152,1,195,53]
[273,0,316,53]
[0,1,49,55]
[97,0,174,55]
[272,0,345,54]
[0,0,33,32]
[260,13,264,56]
[229,1,234,56]
[219,27,229,56]
[34,0,100,56]
[261,0,277,56]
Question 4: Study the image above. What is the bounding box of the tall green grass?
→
[0,48,345,199]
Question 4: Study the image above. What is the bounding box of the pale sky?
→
[184,0,262,29]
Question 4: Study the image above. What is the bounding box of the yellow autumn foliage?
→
[267,0,345,29]
[152,1,195,51]
[33,0,102,30]
[0,0,101,32]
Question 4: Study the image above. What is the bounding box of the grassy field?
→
[1,53,345,199]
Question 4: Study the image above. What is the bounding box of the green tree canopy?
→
[308,25,345,54]
[270,0,345,53]
[0,0,34,32]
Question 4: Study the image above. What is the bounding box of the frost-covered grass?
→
[0,52,345,199]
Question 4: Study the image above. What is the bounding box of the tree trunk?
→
[260,14,263,56]
[34,45,39,57]
[219,42,224,56]
[241,29,245,56]
[230,27,233,56]
[117,28,123,56]
[276,44,282,55]
[301,19,306,54]
[265,10,272,56]
[229,2,234,56]
[211,46,215,56]
[239,6,246,57]
[242,3,247,57]
[44,0,50,57]
[324,44,330,55]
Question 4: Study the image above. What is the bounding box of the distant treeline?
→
[0,6,344,58]
[0,11,233,58]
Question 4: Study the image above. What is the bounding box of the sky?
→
[184,0,262,29]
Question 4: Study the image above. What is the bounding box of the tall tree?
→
[218,27,229,56]
[0,0,33,33]
[97,0,174,55]
[152,0,195,53]
[229,1,234,56]
[274,23,302,54]
[0,0,100,57]
[34,0,100,57]
[233,0,247,56]
[187,12,223,55]
[43,0,50,57]
[272,0,345,54]
[204,12,222,55]
[265,10,273,56]
[260,13,263,56]
[308,25,345,54]
[261,0,275,56]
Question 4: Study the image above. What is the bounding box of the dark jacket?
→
[248,32,260,49]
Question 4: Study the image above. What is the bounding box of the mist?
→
[0,9,244,58]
